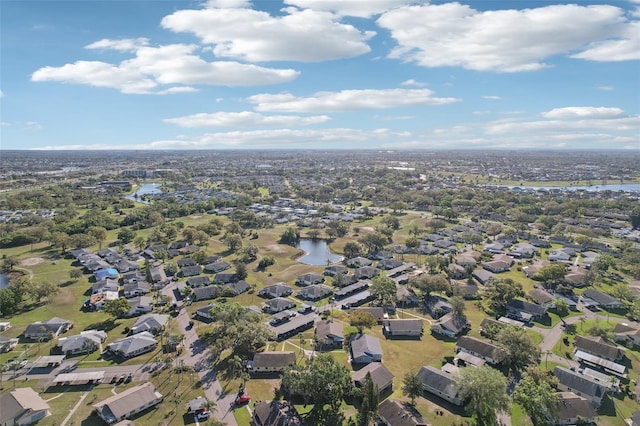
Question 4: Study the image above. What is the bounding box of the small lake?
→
[0,273,8,289]
[507,183,640,193]
[125,183,163,204]
[297,239,343,266]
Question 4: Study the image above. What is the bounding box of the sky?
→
[1,0,639,150]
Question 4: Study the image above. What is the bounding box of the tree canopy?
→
[370,274,397,307]
[456,365,510,426]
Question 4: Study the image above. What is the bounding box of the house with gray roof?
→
[180,265,202,277]
[24,317,73,341]
[574,335,624,362]
[204,261,231,273]
[296,284,332,301]
[0,335,19,353]
[346,257,372,268]
[259,283,293,299]
[554,392,597,426]
[0,387,50,426]
[350,333,382,364]
[507,299,548,322]
[214,272,237,284]
[247,351,296,374]
[107,331,157,359]
[456,336,507,365]
[93,382,163,424]
[315,320,344,349]
[554,366,606,407]
[430,313,469,338]
[262,297,295,314]
[222,280,250,296]
[252,400,304,426]
[582,289,624,310]
[131,314,169,335]
[123,280,150,298]
[192,285,221,301]
[187,275,210,287]
[416,365,462,406]
[352,362,394,395]
[378,399,429,426]
[194,304,215,321]
[55,330,106,355]
[296,273,324,286]
[383,319,423,338]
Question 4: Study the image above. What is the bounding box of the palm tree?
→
[229,355,243,381]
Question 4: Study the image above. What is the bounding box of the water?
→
[0,273,8,289]
[124,183,163,203]
[297,239,343,266]
[510,183,640,192]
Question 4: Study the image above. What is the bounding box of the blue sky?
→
[1,0,639,150]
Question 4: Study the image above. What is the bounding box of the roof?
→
[507,299,547,317]
[260,283,293,298]
[93,382,162,421]
[556,392,597,423]
[192,285,221,300]
[456,336,507,363]
[378,399,429,426]
[223,280,251,295]
[384,319,423,333]
[554,366,606,399]
[416,365,458,400]
[350,333,382,360]
[528,288,554,305]
[583,289,622,306]
[108,332,157,356]
[315,320,344,341]
[0,387,50,425]
[574,350,627,376]
[352,362,394,390]
[132,313,169,333]
[253,400,304,426]
[296,284,332,299]
[252,351,296,369]
[574,335,623,361]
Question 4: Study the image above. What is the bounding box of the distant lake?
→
[506,183,640,193]
[297,239,343,266]
[0,273,8,289]
[125,183,163,203]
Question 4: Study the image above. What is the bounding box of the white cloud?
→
[597,85,615,91]
[86,38,149,52]
[400,79,426,87]
[483,95,501,100]
[32,44,300,94]
[284,0,412,18]
[0,90,4,98]
[161,4,374,62]
[571,21,640,61]
[541,106,625,119]
[164,111,331,128]
[249,88,459,113]
[378,3,634,72]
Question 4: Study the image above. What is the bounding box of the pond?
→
[297,239,343,266]
[124,183,163,204]
[0,273,8,289]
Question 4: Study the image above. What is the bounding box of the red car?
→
[235,392,251,405]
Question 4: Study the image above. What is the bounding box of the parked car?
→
[195,410,210,420]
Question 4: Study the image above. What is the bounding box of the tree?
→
[483,278,524,314]
[586,322,613,342]
[2,256,18,272]
[553,298,569,317]
[103,297,131,318]
[88,226,108,249]
[349,311,377,334]
[50,231,71,253]
[343,242,363,259]
[513,367,559,425]
[456,365,510,426]
[402,371,422,406]
[496,326,540,372]
[450,296,466,318]
[357,372,378,426]
[117,228,136,244]
[155,249,168,264]
[235,262,248,281]
[133,236,147,251]
[282,354,353,414]
[358,232,388,254]
[223,233,243,252]
[28,281,59,304]
[0,288,20,316]
[409,273,449,299]
[279,227,300,246]
[370,274,397,307]
[535,263,567,290]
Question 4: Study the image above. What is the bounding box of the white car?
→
[196,411,210,421]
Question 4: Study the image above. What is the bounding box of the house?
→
[582,289,624,310]
[195,304,215,321]
[296,273,324,286]
[554,367,606,407]
[222,280,251,296]
[0,335,19,353]
[324,265,347,276]
[180,265,202,277]
[131,314,169,335]
[417,365,462,406]
[259,283,293,299]
[24,317,73,341]
[354,306,386,322]
[523,260,551,279]
[114,259,138,273]
[447,263,467,279]
[451,282,480,299]
[506,299,548,322]
[247,351,296,374]
[271,316,314,341]
[377,258,403,270]
[94,268,120,281]
[204,261,231,274]
[554,392,597,425]
[150,265,167,283]
[355,266,379,280]
[350,333,383,364]
[334,280,369,299]
[123,280,150,298]
[352,362,394,395]
[456,336,507,365]
[481,259,511,273]
[383,319,423,338]
[214,272,237,284]
[93,382,163,424]
[346,257,372,268]
[187,276,210,287]
[549,249,573,262]
[296,284,332,300]
[107,331,157,359]
[92,278,120,295]
[424,296,452,319]
[126,296,153,316]
[262,297,295,314]
[565,266,588,288]
[479,318,506,337]
[54,330,106,355]
[528,288,554,308]
[186,396,208,413]
[472,269,496,285]
[0,387,50,426]
[378,399,429,426]
[252,400,304,426]
[509,243,537,258]
[430,313,469,338]
[177,258,196,268]
[192,285,221,301]
[613,323,640,347]
[396,286,419,307]
[315,320,344,349]
[574,335,624,362]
